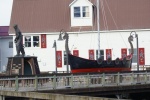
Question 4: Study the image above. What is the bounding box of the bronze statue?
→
[14,24,25,56]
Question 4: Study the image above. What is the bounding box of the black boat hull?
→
[68,54,132,73]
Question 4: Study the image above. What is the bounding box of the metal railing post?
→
[15,76,18,91]
[70,74,73,88]
[145,71,147,83]
[53,75,56,89]
[35,75,38,91]
[117,72,120,85]
[86,73,90,87]
[131,72,134,84]
[102,73,105,86]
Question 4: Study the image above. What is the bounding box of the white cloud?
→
[0,0,13,26]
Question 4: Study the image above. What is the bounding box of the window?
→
[33,36,39,47]
[96,50,104,60]
[74,7,80,17]
[24,36,40,47]
[82,6,89,17]
[129,48,137,63]
[70,0,93,26]
[25,36,31,47]
[74,6,89,18]
[9,41,13,48]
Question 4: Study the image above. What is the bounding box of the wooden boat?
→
[61,31,134,73]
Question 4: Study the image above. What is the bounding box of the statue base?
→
[6,56,40,75]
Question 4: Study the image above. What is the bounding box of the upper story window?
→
[24,35,40,48]
[70,0,93,27]
[82,6,89,17]
[74,7,80,17]
[74,6,89,18]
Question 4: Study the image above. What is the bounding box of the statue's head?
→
[13,24,18,29]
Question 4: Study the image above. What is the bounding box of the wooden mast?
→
[97,0,101,58]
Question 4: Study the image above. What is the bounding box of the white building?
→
[8,0,150,72]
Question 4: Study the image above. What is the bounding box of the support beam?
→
[0,91,116,100]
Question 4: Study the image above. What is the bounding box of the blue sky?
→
[0,0,13,26]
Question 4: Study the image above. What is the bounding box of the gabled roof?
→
[9,0,150,34]
[69,0,93,7]
[0,26,9,36]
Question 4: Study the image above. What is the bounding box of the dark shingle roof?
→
[0,26,9,36]
[9,0,150,34]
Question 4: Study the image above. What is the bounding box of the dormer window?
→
[74,6,89,18]
[74,7,80,17]
[82,6,89,17]
[70,0,93,27]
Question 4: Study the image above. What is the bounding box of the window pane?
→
[74,7,80,17]
[83,12,89,17]
[96,50,104,60]
[25,42,31,47]
[82,6,89,17]
[33,36,39,47]
[25,36,31,47]
[9,41,13,48]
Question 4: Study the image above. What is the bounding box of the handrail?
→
[0,71,149,91]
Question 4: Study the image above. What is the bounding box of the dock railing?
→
[0,71,150,91]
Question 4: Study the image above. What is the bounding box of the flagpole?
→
[53,40,57,73]
[97,0,101,58]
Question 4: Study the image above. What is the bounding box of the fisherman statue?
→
[14,24,25,56]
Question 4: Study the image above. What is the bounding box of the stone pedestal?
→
[6,56,40,75]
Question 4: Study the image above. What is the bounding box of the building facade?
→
[8,0,150,72]
[0,26,13,72]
